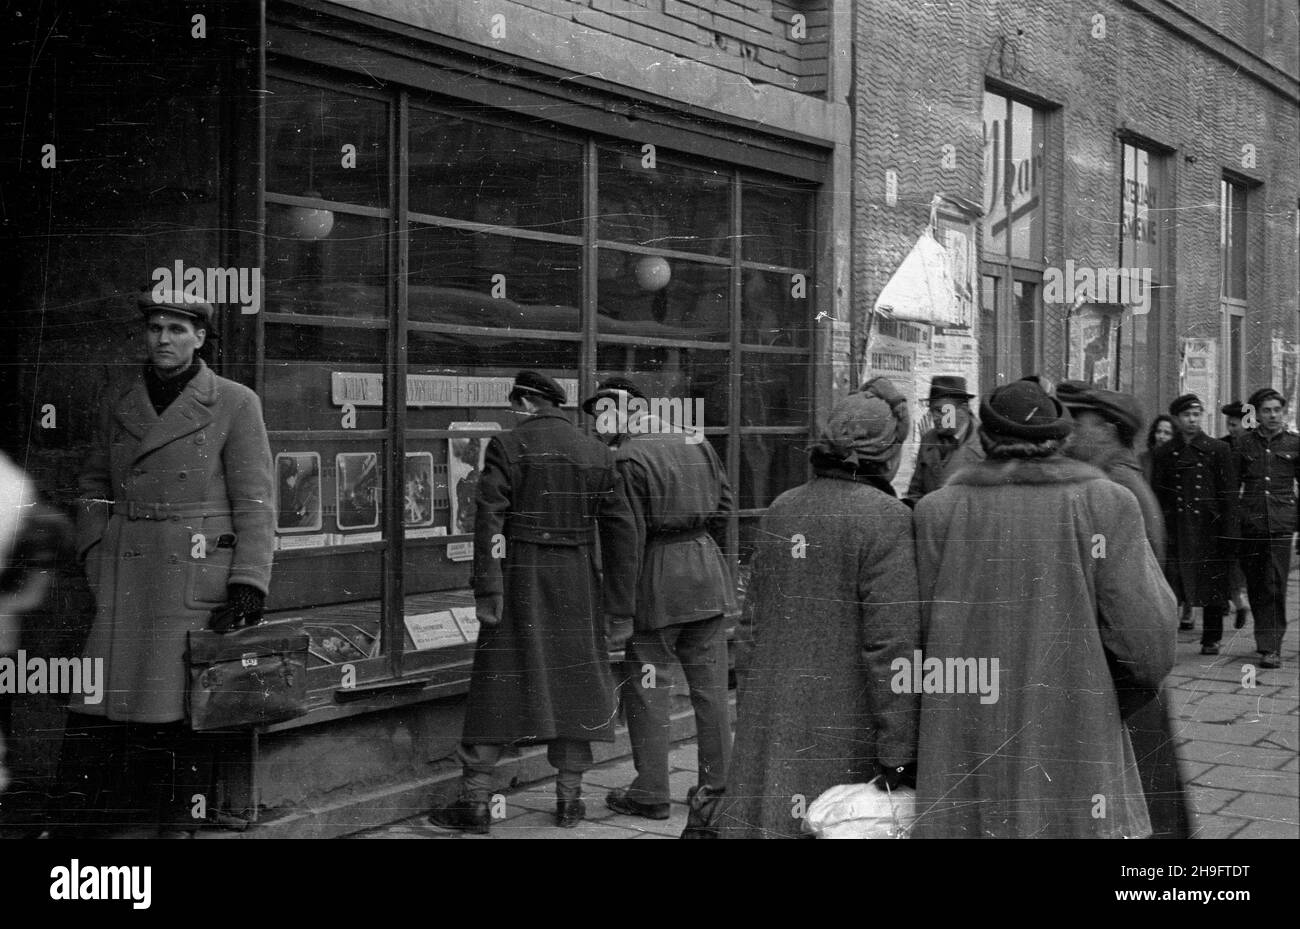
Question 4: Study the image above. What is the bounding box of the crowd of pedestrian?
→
[3,285,1294,839]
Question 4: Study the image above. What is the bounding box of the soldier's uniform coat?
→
[1150,431,1237,605]
[462,409,638,745]
[73,360,275,723]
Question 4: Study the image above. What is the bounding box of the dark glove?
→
[606,615,634,652]
[877,762,917,791]
[208,584,266,633]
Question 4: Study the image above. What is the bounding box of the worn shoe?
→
[605,787,670,820]
[555,799,586,828]
[1259,652,1282,669]
[427,796,490,835]
[1200,643,1220,656]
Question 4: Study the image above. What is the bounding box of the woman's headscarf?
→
[809,376,911,481]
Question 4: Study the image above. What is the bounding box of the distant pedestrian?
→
[1218,400,1252,630]
[903,375,984,507]
[426,372,639,833]
[912,379,1175,838]
[714,378,921,839]
[1231,387,1296,669]
[1057,381,1191,839]
[581,376,737,824]
[1140,414,1175,485]
[1151,394,1237,654]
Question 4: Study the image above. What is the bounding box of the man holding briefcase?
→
[56,291,275,837]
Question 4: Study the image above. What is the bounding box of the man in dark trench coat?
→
[427,371,638,833]
[1151,393,1238,655]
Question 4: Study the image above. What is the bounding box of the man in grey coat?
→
[584,376,737,821]
[60,292,275,836]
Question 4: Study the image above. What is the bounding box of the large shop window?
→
[979,90,1048,394]
[1111,142,1167,411]
[1220,178,1250,410]
[259,70,816,693]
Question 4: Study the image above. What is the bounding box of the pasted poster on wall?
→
[1180,338,1218,416]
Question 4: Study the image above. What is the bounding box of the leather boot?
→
[555,798,586,828]
[427,793,491,834]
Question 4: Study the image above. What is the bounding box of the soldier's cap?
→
[1169,394,1203,416]
[138,290,214,329]
[979,379,1072,442]
[509,370,566,406]
[1247,387,1286,410]
[1055,380,1143,447]
[582,376,647,416]
[1221,400,1246,419]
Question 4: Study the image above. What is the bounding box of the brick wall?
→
[500,0,831,95]
[854,0,1300,410]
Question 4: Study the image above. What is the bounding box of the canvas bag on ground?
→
[186,622,310,731]
[802,779,917,838]
[873,229,960,328]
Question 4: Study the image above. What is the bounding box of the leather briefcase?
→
[186,622,310,731]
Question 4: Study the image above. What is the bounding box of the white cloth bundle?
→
[803,781,916,839]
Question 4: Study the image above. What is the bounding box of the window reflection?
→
[597,147,731,255]
[409,111,582,235]
[265,78,388,207]
[409,224,580,328]
[596,252,730,341]
[265,207,388,318]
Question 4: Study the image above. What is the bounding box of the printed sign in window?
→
[275,451,322,533]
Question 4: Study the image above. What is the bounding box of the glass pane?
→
[1222,181,1247,299]
[596,252,730,341]
[740,352,809,427]
[981,92,1006,255]
[979,273,1000,394]
[265,208,388,318]
[741,180,813,267]
[1013,281,1039,380]
[408,110,583,236]
[262,322,386,432]
[409,223,581,329]
[1008,101,1044,260]
[738,434,808,510]
[597,147,731,256]
[1121,144,1160,274]
[594,343,730,429]
[408,331,580,380]
[265,78,388,207]
[1230,313,1244,400]
[742,268,811,348]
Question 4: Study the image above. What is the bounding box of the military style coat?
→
[73,360,275,723]
[912,456,1176,839]
[462,410,638,744]
[1151,430,1238,604]
[1233,428,1300,538]
[611,420,737,632]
